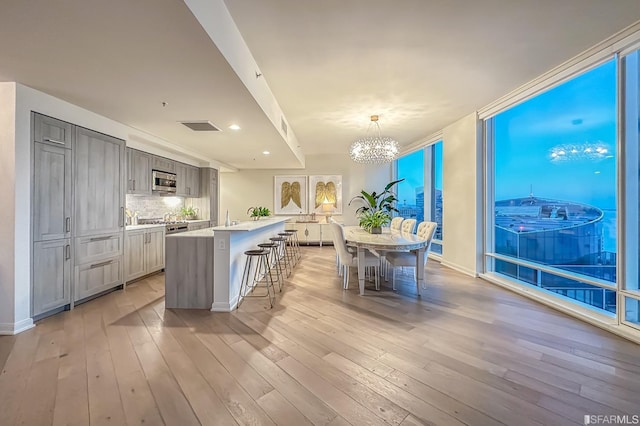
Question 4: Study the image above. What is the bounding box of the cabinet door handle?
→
[65,244,71,260]
[145,233,150,244]
[90,260,114,269]
[44,137,65,145]
[65,217,71,233]
[89,235,113,242]
[119,207,124,227]
[133,179,136,191]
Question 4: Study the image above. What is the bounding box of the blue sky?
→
[494,59,617,210]
[397,59,617,210]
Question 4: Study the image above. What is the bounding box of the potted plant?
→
[247,206,271,220]
[180,206,198,220]
[349,179,404,233]
[358,209,391,234]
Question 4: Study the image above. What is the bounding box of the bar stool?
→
[237,249,275,309]
[257,241,284,292]
[269,236,291,277]
[284,229,301,261]
[278,232,297,267]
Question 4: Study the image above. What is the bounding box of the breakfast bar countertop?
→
[165,228,215,238]
[210,216,292,232]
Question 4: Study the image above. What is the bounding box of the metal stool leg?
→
[258,242,283,292]
[237,249,275,309]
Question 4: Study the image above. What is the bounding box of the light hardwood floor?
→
[1,246,639,425]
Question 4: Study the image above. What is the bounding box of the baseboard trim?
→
[440,260,478,278]
[0,318,35,335]
[211,295,238,312]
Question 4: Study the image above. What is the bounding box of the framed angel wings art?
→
[308,175,343,215]
[274,175,308,214]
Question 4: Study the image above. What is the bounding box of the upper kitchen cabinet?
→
[126,148,152,195]
[33,142,72,241]
[152,155,176,173]
[33,113,73,149]
[175,163,200,197]
[74,127,125,236]
[187,165,200,197]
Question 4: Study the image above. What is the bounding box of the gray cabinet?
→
[152,155,175,173]
[31,113,126,316]
[124,227,165,281]
[175,162,189,196]
[74,256,123,301]
[33,113,72,148]
[145,228,165,273]
[176,163,200,197]
[126,148,152,195]
[32,239,71,316]
[187,166,200,197]
[33,142,72,242]
[125,230,146,281]
[74,127,125,237]
[125,227,165,282]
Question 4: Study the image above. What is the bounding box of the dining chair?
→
[329,223,380,290]
[389,216,404,231]
[401,218,417,234]
[385,221,437,292]
[328,218,356,276]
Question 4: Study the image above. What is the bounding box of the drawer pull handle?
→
[65,244,71,260]
[90,260,114,269]
[89,235,113,242]
[66,217,71,233]
[44,137,65,145]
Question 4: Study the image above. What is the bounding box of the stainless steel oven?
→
[152,170,177,194]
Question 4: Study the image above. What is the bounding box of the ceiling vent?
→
[280,117,288,136]
[180,121,221,132]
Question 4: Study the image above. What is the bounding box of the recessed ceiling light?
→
[229,124,241,130]
[262,151,270,155]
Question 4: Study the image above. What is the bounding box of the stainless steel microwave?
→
[152,170,177,194]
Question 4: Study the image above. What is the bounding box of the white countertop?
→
[166,228,215,238]
[210,216,292,232]
[126,219,209,231]
[125,224,166,231]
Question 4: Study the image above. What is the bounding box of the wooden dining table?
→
[343,226,431,296]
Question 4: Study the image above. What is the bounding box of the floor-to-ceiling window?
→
[396,150,424,222]
[485,59,618,315]
[623,48,640,331]
[431,141,444,254]
[396,141,443,254]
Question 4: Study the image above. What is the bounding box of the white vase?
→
[224,210,231,226]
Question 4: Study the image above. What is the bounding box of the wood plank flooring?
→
[1,246,639,425]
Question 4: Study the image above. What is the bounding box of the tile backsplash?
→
[126,195,185,219]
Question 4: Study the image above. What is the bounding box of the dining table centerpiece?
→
[349,179,404,233]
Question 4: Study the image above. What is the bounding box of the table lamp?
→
[321,196,335,223]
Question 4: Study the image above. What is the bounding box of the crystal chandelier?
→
[349,115,399,164]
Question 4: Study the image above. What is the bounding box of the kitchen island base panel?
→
[165,236,214,309]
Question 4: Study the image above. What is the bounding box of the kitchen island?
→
[164,217,290,310]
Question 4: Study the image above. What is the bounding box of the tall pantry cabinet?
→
[31,113,126,318]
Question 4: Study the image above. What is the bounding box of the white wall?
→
[0,83,18,332]
[220,154,392,225]
[441,112,483,276]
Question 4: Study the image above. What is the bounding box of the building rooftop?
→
[495,197,603,233]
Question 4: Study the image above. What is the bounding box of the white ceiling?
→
[2,0,640,169]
